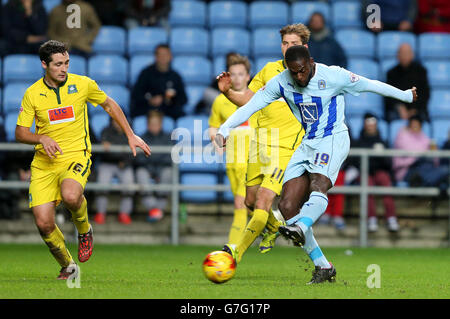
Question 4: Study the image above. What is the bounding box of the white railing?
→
[0,143,449,247]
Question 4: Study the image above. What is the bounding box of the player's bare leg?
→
[32,202,76,278]
[61,178,93,263]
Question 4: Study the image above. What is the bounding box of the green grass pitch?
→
[0,244,449,299]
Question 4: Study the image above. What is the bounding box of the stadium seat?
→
[418,33,450,60]
[43,0,59,13]
[423,61,450,88]
[345,93,383,119]
[208,1,247,28]
[172,56,212,86]
[255,56,283,72]
[169,0,206,27]
[335,30,376,59]
[90,113,111,140]
[331,1,363,29]
[97,85,130,116]
[170,27,209,56]
[379,59,398,81]
[5,113,18,141]
[68,55,86,75]
[252,28,281,58]
[389,119,431,147]
[129,55,155,86]
[3,83,29,114]
[431,119,450,147]
[376,32,417,60]
[213,56,227,77]
[127,27,168,56]
[249,1,289,28]
[428,90,450,120]
[184,85,206,115]
[174,114,210,145]
[211,28,250,57]
[180,173,218,203]
[92,26,126,55]
[347,59,380,80]
[346,116,388,141]
[132,115,175,136]
[3,54,42,83]
[291,1,330,24]
[179,155,221,173]
[88,55,128,85]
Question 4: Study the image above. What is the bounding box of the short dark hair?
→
[408,115,422,126]
[39,40,68,65]
[285,45,311,63]
[154,43,171,54]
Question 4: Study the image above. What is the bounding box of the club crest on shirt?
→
[318,80,326,90]
[68,84,78,94]
[298,103,318,123]
[350,73,360,83]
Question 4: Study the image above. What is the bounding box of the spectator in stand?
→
[357,113,399,233]
[124,0,171,30]
[1,0,48,54]
[90,0,124,26]
[307,12,347,68]
[134,110,173,222]
[385,43,430,122]
[130,44,187,121]
[93,119,135,225]
[48,0,101,58]
[364,0,417,33]
[415,0,450,33]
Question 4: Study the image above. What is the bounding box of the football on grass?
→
[202,251,236,284]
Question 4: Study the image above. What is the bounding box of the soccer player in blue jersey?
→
[215,46,417,284]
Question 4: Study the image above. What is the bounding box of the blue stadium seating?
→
[213,56,227,77]
[418,33,450,60]
[184,85,206,115]
[249,1,288,28]
[68,55,86,75]
[169,0,206,27]
[88,55,128,85]
[208,1,247,28]
[172,56,212,85]
[431,119,450,147]
[3,54,42,83]
[379,59,398,81]
[3,83,29,114]
[5,113,18,142]
[174,114,210,144]
[129,55,154,86]
[98,85,130,116]
[346,115,388,141]
[92,26,126,55]
[90,113,111,140]
[389,119,432,147]
[345,93,383,119]
[170,27,209,56]
[347,59,380,80]
[255,56,282,72]
[211,28,250,57]
[377,32,416,60]
[252,28,280,57]
[331,1,363,29]
[423,61,450,88]
[179,153,222,173]
[292,1,330,24]
[335,30,376,59]
[43,0,59,13]
[127,27,168,56]
[181,173,218,202]
[428,89,450,120]
[132,114,175,136]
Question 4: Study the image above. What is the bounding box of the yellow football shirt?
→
[209,93,257,167]
[17,73,107,161]
[248,60,304,150]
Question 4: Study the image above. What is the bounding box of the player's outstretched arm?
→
[217,72,255,106]
[100,96,151,157]
[15,125,63,159]
[363,78,417,103]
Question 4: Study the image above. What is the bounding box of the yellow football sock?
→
[228,208,248,245]
[69,197,91,234]
[266,209,283,234]
[236,208,269,263]
[41,225,73,267]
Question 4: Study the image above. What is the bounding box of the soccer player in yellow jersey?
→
[208,54,257,245]
[15,40,151,279]
[217,24,311,263]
